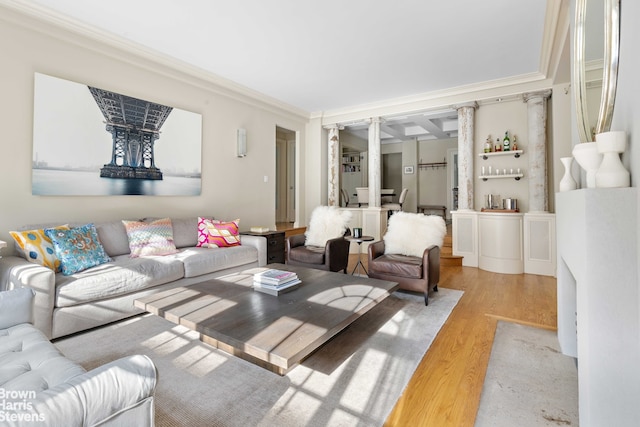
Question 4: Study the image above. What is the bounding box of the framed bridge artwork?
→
[32,72,202,196]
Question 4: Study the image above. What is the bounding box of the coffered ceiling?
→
[342,110,460,144]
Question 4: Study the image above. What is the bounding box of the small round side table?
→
[345,235,374,276]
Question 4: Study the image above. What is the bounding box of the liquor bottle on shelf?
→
[495,137,502,152]
[503,131,511,151]
[484,136,492,153]
[512,135,518,151]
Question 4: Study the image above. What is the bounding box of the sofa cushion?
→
[9,225,69,272]
[0,323,85,392]
[0,288,35,329]
[287,245,325,265]
[55,255,184,308]
[94,220,131,257]
[171,217,199,248]
[123,218,179,257]
[369,253,423,279]
[174,246,258,278]
[45,224,112,275]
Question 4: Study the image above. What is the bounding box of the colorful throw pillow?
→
[44,223,112,275]
[197,217,214,247]
[10,225,69,272]
[200,218,241,248]
[122,217,179,257]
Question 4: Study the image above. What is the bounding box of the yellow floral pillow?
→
[10,225,69,272]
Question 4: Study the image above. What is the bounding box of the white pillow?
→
[384,211,446,257]
[0,288,35,329]
[305,206,353,247]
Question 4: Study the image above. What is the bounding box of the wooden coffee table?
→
[134,264,398,375]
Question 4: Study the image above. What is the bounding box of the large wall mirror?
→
[573,0,620,143]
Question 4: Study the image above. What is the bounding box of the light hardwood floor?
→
[344,254,558,427]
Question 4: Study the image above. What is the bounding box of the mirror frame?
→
[573,0,621,143]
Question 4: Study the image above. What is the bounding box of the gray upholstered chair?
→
[367,212,445,305]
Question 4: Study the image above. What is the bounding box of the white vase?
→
[559,157,577,192]
[595,131,630,188]
[572,142,602,188]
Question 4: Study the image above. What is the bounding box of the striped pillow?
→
[122,218,178,257]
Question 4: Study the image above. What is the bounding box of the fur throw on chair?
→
[305,206,352,247]
[384,211,446,257]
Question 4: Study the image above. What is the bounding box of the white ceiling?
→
[25,0,560,143]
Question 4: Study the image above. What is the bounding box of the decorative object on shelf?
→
[485,194,500,210]
[484,136,492,153]
[503,131,511,151]
[559,157,578,192]
[572,142,602,188]
[595,130,630,188]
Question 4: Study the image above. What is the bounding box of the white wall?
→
[418,138,457,209]
[0,8,308,251]
[474,99,531,212]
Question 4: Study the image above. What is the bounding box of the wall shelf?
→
[479,149,523,160]
[479,173,524,181]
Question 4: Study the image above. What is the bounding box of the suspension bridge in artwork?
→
[89,87,172,180]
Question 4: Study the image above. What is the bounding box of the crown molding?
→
[0,0,310,121]
[539,0,571,80]
[317,72,553,126]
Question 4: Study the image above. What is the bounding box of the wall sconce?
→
[237,128,247,157]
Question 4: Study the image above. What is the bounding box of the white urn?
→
[559,157,577,192]
[595,131,630,188]
[572,142,602,188]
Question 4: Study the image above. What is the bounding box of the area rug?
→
[474,321,579,427]
[55,288,463,427]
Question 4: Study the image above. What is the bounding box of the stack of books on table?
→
[253,269,301,296]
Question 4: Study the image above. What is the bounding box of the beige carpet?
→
[475,321,579,427]
[55,288,463,427]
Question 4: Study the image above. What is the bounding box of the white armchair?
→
[0,288,157,426]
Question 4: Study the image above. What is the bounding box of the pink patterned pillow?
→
[197,217,214,247]
[198,218,241,248]
[122,218,178,257]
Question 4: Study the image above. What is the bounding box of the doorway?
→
[383,153,402,201]
[276,126,296,224]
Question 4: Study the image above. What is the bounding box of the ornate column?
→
[326,125,341,207]
[367,117,382,208]
[455,102,478,211]
[524,90,552,212]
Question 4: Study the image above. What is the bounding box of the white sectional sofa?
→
[0,287,156,426]
[0,217,267,339]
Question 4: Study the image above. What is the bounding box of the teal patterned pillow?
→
[44,223,112,275]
